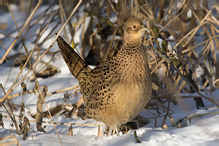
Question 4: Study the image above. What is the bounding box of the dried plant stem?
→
[134,131,141,143]
[47,85,79,96]
[173,8,212,50]
[0,0,82,106]
[159,10,184,33]
[157,100,177,127]
[0,135,21,146]
[6,85,79,100]
[7,3,19,32]
[0,11,57,106]
[214,79,219,86]
[59,0,69,43]
[35,1,82,145]
[182,36,218,54]
[183,111,219,121]
[148,46,219,107]
[36,93,44,132]
[3,115,105,126]
[135,112,174,122]
[150,58,164,74]
[31,68,63,144]
[0,0,42,64]
[1,85,21,135]
[104,30,117,60]
[3,104,20,135]
[39,121,105,126]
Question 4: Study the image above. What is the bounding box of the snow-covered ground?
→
[1,3,219,146]
[1,87,219,146]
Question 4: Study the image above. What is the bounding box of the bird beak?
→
[141,26,150,34]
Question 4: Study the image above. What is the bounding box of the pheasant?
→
[57,17,152,135]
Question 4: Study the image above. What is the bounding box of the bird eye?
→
[131,26,135,30]
[132,25,141,30]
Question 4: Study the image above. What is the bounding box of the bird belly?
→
[99,82,151,127]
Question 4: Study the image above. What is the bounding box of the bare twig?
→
[0,135,21,146]
[6,85,79,100]
[147,46,219,107]
[173,9,212,50]
[0,11,56,106]
[183,111,219,121]
[3,115,105,126]
[0,0,42,64]
[0,0,82,106]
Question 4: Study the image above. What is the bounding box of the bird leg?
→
[115,126,120,136]
[107,126,120,136]
[107,126,113,136]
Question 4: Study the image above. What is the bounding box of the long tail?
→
[57,36,91,80]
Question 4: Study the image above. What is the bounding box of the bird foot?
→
[106,126,120,136]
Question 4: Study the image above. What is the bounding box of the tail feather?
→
[57,36,91,79]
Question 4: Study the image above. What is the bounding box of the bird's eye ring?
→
[132,25,141,30]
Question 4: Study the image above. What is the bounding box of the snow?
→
[0,33,5,39]
[2,108,219,146]
[1,4,219,146]
[187,9,192,19]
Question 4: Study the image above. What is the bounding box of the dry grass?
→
[0,0,218,140]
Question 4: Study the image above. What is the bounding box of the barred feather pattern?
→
[79,43,152,127]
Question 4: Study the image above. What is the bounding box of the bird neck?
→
[122,39,143,49]
[123,35,143,48]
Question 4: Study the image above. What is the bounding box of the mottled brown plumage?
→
[57,17,152,135]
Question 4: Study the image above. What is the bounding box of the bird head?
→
[123,17,149,45]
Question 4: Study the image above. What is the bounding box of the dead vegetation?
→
[0,0,218,144]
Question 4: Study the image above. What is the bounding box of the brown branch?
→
[3,115,105,126]
[0,0,42,64]
[6,85,79,100]
[0,0,82,107]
